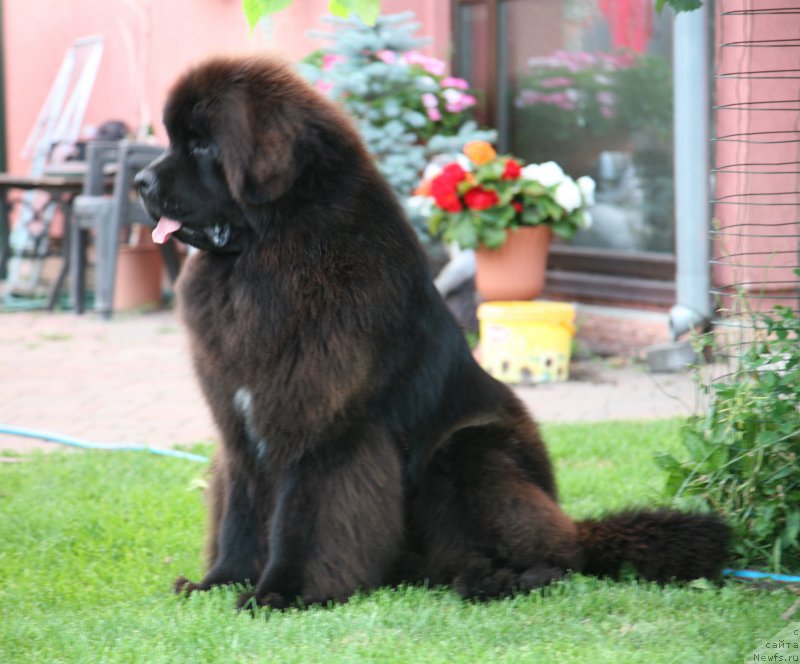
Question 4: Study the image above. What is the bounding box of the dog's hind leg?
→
[413,425,581,600]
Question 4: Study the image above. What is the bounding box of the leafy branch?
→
[655,0,702,12]
[243,0,381,29]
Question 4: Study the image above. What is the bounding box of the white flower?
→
[577,175,596,206]
[520,163,541,181]
[454,153,473,172]
[407,195,434,217]
[582,209,593,229]
[521,161,565,188]
[423,162,443,181]
[416,75,438,91]
[538,161,566,187]
[554,178,582,213]
[442,88,461,104]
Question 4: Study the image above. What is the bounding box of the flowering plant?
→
[515,50,672,142]
[417,141,595,250]
[305,47,479,143]
[299,11,496,237]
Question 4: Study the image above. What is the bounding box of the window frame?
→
[451,0,677,306]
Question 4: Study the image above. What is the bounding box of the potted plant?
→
[299,12,496,247]
[418,141,595,301]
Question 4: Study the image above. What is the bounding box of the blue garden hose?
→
[2,424,799,582]
[723,568,800,583]
[0,423,208,462]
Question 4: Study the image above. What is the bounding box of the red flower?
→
[463,186,499,210]
[512,201,524,214]
[440,163,467,184]
[502,159,522,180]
[431,173,463,212]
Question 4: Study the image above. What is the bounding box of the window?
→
[454,0,677,305]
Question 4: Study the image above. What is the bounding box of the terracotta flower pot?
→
[474,225,552,301]
[113,243,163,311]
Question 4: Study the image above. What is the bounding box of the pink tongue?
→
[152,218,183,244]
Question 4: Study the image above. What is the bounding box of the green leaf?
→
[654,452,680,473]
[427,210,444,236]
[481,205,515,228]
[353,0,380,24]
[678,0,703,11]
[328,0,351,18]
[772,537,783,571]
[782,510,800,547]
[481,227,508,249]
[449,217,478,249]
[539,198,564,221]
[522,205,546,226]
[243,0,293,29]
[329,0,380,24]
[551,219,575,240]
[655,0,703,13]
[453,220,478,249]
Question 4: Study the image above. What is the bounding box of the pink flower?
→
[516,90,542,107]
[316,80,333,94]
[376,49,397,64]
[427,107,442,121]
[600,52,636,69]
[596,91,616,106]
[600,106,616,118]
[517,89,579,110]
[442,89,476,113]
[535,91,578,110]
[421,93,439,109]
[322,54,345,71]
[445,94,476,113]
[441,76,469,90]
[402,50,447,76]
[540,76,573,88]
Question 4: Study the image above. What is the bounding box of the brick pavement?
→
[0,309,700,457]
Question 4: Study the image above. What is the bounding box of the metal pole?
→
[669,2,712,339]
[0,0,8,280]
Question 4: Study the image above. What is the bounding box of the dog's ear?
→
[243,103,316,206]
[214,89,313,207]
[242,131,315,207]
[212,88,256,203]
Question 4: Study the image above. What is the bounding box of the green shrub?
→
[658,302,800,573]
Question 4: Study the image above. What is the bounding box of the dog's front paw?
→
[174,575,208,595]
[236,590,290,612]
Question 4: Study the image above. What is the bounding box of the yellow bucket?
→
[477,301,576,384]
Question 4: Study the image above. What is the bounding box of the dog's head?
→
[136,55,341,252]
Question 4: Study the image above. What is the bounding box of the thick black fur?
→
[136,55,729,610]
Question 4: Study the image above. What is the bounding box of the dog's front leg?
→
[176,462,260,594]
[237,428,404,611]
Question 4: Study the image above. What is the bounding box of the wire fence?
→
[710,0,800,368]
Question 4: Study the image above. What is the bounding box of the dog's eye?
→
[190,143,214,158]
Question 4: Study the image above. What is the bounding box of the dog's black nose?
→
[133,169,156,196]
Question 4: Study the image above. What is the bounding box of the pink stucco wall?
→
[266,0,452,62]
[3,0,253,175]
[714,0,799,307]
[2,1,452,178]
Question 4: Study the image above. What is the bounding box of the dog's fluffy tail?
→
[575,509,730,583]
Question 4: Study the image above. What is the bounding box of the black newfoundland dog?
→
[136,55,728,610]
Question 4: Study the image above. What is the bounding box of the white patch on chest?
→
[232,387,268,462]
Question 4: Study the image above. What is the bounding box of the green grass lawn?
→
[0,420,790,663]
